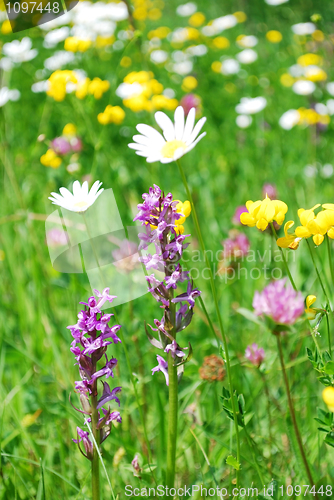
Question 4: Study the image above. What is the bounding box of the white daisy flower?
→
[292,80,315,95]
[279,109,300,130]
[128,106,206,164]
[49,180,104,213]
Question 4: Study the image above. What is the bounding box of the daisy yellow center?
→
[74,201,89,209]
[161,140,186,159]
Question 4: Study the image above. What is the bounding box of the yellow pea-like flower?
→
[323,386,334,412]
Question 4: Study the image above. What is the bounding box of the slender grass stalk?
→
[306,239,332,310]
[166,354,178,489]
[326,234,334,288]
[243,426,265,485]
[276,335,317,494]
[270,223,297,291]
[326,313,332,356]
[176,159,241,487]
[91,390,100,500]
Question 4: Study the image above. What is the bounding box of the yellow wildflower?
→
[305,295,317,319]
[323,387,334,412]
[47,70,77,102]
[1,20,12,34]
[280,73,294,87]
[297,53,322,67]
[212,36,230,49]
[295,204,325,246]
[75,77,90,100]
[233,11,247,23]
[304,66,327,82]
[317,207,334,239]
[240,197,288,231]
[189,12,205,27]
[266,30,282,43]
[64,36,92,53]
[276,221,302,250]
[98,105,125,125]
[148,26,170,39]
[151,94,178,111]
[63,123,77,137]
[88,78,110,99]
[211,61,222,73]
[95,35,115,48]
[40,149,62,168]
[175,200,191,234]
[182,76,198,92]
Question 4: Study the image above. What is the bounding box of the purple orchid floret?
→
[69,289,122,460]
[152,355,169,386]
[97,382,121,410]
[165,264,189,290]
[172,281,201,309]
[165,340,186,359]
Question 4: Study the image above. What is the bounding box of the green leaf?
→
[324,361,334,375]
[226,455,241,470]
[236,307,264,326]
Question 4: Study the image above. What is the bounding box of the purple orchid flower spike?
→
[68,290,122,467]
[152,355,169,386]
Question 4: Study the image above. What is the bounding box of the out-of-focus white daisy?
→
[289,64,304,77]
[279,109,300,130]
[150,50,168,64]
[128,106,206,164]
[3,38,38,64]
[31,81,49,93]
[291,23,316,35]
[236,49,258,64]
[43,27,70,49]
[116,82,143,99]
[236,115,252,128]
[304,165,317,178]
[49,180,104,213]
[322,164,333,178]
[221,58,240,75]
[186,45,208,56]
[326,99,334,115]
[44,51,75,71]
[304,65,326,81]
[0,87,21,107]
[39,11,72,31]
[265,0,288,4]
[176,2,197,17]
[235,97,267,114]
[236,35,258,48]
[0,58,13,72]
[314,103,328,115]
[170,28,190,44]
[326,82,334,96]
[212,15,237,33]
[292,80,315,95]
[173,60,193,75]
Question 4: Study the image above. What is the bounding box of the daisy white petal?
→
[182,107,196,143]
[174,106,185,140]
[155,111,175,141]
[185,116,207,145]
[48,180,103,213]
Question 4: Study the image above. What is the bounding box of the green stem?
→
[276,335,317,493]
[326,234,334,288]
[306,239,332,311]
[91,392,100,500]
[326,313,332,357]
[176,159,241,487]
[166,353,178,489]
[270,223,297,290]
